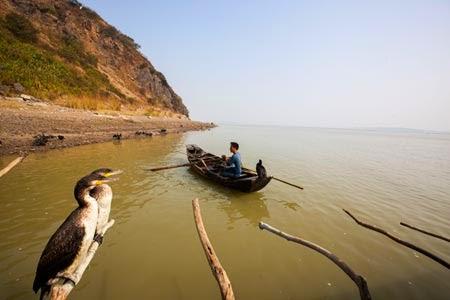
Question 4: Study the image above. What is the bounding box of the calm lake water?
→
[1,125,449,299]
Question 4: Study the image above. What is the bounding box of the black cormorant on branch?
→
[32,170,121,298]
[256,159,267,178]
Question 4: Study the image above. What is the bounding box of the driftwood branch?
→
[146,163,191,171]
[43,219,115,300]
[259,222,371,300]
[343,209,450,269]
[400,222,450,243]
[192,199,235,300]
[0,156,24,178]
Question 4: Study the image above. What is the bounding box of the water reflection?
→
[279,199,301,211]
[218,192,270,228]
[182,168,271,227]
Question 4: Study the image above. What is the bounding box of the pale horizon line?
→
[210,122,450,134]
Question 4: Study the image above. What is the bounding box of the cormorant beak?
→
[94,178,117,185]
[93,170,123,185]
[103,169,124,177]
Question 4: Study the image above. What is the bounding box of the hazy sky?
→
[83,1,450,131]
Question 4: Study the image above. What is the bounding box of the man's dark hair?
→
[230,142,239,150]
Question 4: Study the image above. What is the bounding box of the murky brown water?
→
[1,125,449,299]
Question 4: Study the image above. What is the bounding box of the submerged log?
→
[192,199,235,300]
[0,156,25,178]
[259,222,371,300]
[400,222,450,243]
[343,209,450,269]
[42,220,115,300]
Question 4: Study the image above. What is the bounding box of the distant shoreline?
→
[216,122,449,135]
[0,96,215,156]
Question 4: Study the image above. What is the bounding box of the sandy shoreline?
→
[0,96,215,156]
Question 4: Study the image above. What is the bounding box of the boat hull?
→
[186,144,272,193]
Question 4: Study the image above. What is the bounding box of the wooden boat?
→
[186,144,272,192]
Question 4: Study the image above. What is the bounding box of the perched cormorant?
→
[32,172,115,297]
[89,168,122,243]
[256,159,267,178]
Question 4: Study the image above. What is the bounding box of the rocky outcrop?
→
[0,0,189,116]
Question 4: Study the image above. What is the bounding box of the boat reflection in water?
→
[219,192,270,229]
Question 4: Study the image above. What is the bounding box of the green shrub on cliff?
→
[0,26,118,101]
[58,34,98,67]
[37,4,58,16]
[3,13,37,43]
[101,25,141,49]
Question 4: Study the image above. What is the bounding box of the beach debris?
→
[160,128,167,134]
[32,134,55,146]
[400,222,450,243]
[20,94,33,101]
[135,130,152,137]
[192,199,235,300]
[343,209,450,269]
[112,133,122,140]
[259,221,371,300]
[32,134,65,146]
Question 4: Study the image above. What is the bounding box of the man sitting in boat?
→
[221,142,242,178]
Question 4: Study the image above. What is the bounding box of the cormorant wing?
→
[33,209,85,293]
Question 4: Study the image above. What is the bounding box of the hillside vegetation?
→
[0,0,188,116]
[0,14,120,108]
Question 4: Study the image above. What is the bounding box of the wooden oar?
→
[148,163,304,190]
[271,177,303,190]
[243,167,304,190]
[145,163,191,172]
[145,159,215,172]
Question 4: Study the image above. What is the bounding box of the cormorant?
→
[32,172,115,297]
[256,159,267,178]
[89,168,122,243]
